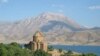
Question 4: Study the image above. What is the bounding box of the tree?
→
[67,50,73,54]
[81,53,85,56]
[10,42,20,48]
[0,47,7,56]
[59,49,62,53]
[24,43,31,50]
[85,53,97,56]
[6,46,15,56]
[67,50,73,56]
[22,49,32,56]
[33,49,48,56]
[48,46,54,51]
[63,53,68,56]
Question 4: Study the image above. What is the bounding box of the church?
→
[27,31,62,56]
[28,31,48,52]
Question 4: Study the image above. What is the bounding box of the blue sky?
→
[0,0,100,27]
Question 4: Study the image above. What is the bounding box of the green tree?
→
[81,53,85,56]
[48,46,54,51]
[85,53,97,56]
[22,49,32,56]
[63,53,68,56]
[0,42,32,56]
[10,42,20,48]
[0,47,7,56]
[67,50,73,56]
[33,49,48,56]
[6,46,15,56]
[59,49,62,53]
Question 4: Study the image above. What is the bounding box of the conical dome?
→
[33,31,44,42]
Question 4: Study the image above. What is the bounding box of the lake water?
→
[51,45,100,56]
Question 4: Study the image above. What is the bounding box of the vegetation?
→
[62,50,97,56]
[62,50,73,56]
[0,42,97,56]
[48,46,54,51]
[0,42,48,56]
[33,49,48,56]
[80,53,97,56]
[58,49,63,53]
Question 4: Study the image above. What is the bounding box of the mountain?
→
[0,12,100,45]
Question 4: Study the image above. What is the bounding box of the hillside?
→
[0,12,100,45]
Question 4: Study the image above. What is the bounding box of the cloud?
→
[89,5,100,10]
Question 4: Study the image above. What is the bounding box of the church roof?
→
[33,31,43,37]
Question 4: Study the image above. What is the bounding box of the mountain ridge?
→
[0,12,100,45]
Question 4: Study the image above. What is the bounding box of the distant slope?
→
[0,12,100,45]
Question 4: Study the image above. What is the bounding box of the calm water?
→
[51,45,100,56]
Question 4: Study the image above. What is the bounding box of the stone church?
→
[27,31,63,56]
[28,31,48,52]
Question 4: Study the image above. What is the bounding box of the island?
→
[0,31,97,56]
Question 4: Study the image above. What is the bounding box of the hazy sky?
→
[0,0,100,27]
